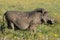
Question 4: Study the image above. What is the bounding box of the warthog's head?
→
[41,11,54,25]
[34,8,54,25]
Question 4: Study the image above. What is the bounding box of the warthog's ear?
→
[43,11,48,16]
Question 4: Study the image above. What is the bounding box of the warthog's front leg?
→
[29,24,37,32]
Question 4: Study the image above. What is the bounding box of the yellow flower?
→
[54,34,58,37]
[14,36,17,38]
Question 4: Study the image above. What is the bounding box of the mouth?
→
[47,20,54,25]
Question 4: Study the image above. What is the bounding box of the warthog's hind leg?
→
[6,20,14,30]
[10,22,14,30]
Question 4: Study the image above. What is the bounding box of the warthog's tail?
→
[2,13,5,26]
[1,12,6,31]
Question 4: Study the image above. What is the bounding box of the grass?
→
[0,0,60,40]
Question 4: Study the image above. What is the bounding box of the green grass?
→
[0,0,60,40]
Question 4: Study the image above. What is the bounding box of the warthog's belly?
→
[14,18,29,30]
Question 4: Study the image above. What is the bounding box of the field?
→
[0,0,60,40]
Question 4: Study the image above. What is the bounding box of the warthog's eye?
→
[41,18,44,24]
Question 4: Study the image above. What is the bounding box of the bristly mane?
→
[33,8,45,13]
[27,8,45,17]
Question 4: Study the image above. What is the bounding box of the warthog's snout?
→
[47,19,54,25]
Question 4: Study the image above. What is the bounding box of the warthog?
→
[2,8,54,31]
